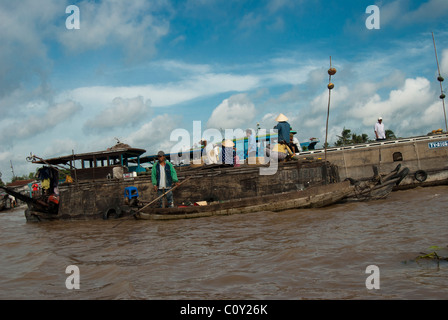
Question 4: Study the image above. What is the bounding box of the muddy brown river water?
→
[0,186,447,300]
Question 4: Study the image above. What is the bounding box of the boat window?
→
[393,152,403,162]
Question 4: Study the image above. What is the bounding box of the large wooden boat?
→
[301,133,448,190]
[128,162,408,221]
[0,135,420,222]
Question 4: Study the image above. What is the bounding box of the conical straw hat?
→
[222,139,235,147]
[275,113,288,122]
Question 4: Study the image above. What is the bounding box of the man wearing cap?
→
[374,117,386,141]
[151,151,179,208]
[274,113,291,145]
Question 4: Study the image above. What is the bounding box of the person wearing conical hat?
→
[221,139,236,166]
[274,113,291,145]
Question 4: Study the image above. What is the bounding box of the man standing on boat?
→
[374,117,386,141]
[274,113,291,144]
[151,151,179,208]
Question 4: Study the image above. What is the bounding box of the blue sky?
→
[1,0,448,182]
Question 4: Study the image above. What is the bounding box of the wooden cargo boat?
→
[302,133,448,190]
[123,163,409,221]
[0,140,410,222]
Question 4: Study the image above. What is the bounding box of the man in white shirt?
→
[374,117,386,141]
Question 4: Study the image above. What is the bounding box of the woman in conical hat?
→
[221,139,235,147]
[221,139,236,165]
[274,113,291,143]
[275,113,289,122]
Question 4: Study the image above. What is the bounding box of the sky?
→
[1,0,448,182]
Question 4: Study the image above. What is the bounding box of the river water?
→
[0,186,447,300]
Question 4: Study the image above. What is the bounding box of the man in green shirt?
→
[151,151,179,208]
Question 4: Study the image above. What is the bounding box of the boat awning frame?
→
[32,148,147,166]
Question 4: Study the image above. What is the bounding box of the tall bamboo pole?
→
[432,32,448,133]
[325,57,337,162]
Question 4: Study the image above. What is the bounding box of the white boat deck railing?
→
[299,133,448,156]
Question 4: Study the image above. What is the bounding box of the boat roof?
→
[32,147,146,165]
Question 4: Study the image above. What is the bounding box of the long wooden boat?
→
[134,180,353,220]
[127,164,409,221]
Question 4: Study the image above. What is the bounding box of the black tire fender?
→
[103,206,122,220]
[414,170,427,182]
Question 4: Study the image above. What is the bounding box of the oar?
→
[112,175,194,228]
[136,175,194,213]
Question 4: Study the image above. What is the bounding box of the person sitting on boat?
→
[221,139,236,166]
[270,143,294,162]
[151,151,179,208]
[202,140,219,165]
[289,129,302,154]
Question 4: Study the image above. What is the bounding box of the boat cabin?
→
[32,146,146,182]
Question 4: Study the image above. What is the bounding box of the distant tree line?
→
[1,168,72,185]
[333,127,397,147]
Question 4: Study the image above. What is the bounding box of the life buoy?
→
[414,170,427,182]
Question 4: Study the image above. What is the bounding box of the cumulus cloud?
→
[0,0,171,116]
[83,96,151,133]
[0,100,82,145]
[348,77,434,125]
[126,114,182,152]
[57,0,171,62]
[206,93,256,130]
[421,101,447,130]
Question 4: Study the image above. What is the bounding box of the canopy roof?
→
[32,147,146,166]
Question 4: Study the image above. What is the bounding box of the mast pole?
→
[325,56,336,162]
[432,32,448,133]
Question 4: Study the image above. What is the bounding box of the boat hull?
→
[135,180,354,220]
[301,134,448,189]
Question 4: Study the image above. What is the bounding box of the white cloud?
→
[57,0,171,62]
[126,114,182,153]
[83,96,151,133]
[0,100,82,145]
[42,139,79,159]
[375,0,448,28]
[206,93,256,130]
[421,101,447,130]
[348,77,434,126]
[66,72,260,108]
[307,85,351,116]
[440,49,448,77]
